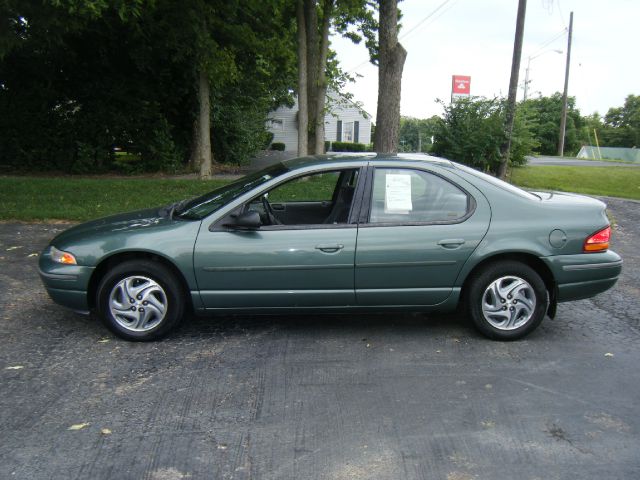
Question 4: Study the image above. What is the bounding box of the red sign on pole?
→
[451,75,471,100]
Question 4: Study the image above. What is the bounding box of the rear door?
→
[355,165,491,306]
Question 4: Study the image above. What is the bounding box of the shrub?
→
[331,141,367,152]
[270,142,286,151]
[432,97,538,175]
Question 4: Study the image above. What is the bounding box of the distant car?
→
[39,154,622,341]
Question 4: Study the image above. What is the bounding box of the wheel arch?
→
[87,251,193,311]
[459,252,557,316]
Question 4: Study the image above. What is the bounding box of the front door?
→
[194,168,361,309]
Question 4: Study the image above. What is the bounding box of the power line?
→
[529,28,567,57]
[556,0,567,28]
[345,0,456,74]
[399,0,453,40]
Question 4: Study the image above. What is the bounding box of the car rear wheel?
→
[97,260,184,341]
[467,261,548,340]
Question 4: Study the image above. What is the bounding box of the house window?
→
[343,121,354,142]
[270,118,285,131]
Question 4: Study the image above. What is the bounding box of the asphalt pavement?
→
[527,155,640,167]
[1,197,639,480]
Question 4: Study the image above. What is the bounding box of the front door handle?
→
[437,238,466,249]
[315,244,344,253]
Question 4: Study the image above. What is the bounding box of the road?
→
[1,197,639,480]
[527,155,640,167]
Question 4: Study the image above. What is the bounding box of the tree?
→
[398,116,439,152]
[432,97,537,174]
[296,0,309,156]
[295,0,377,155]
[373,0,406,153]
[0,0,297,174]
[602,94,640,147]
[522,93,582,155]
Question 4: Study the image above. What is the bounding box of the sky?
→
[331,0,640,121]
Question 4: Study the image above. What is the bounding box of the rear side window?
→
[369,168,469,224]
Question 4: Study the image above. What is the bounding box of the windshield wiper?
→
[158,201,179,218]
[170,199,190,219]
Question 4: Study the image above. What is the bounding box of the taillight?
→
[584,226,610,253]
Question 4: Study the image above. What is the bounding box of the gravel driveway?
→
[1,197,639,480]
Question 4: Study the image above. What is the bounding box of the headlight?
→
[50,246,77,265]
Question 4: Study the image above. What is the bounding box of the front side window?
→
[369,168,469,224]
[245,169,360,227]
[177,163,289,220]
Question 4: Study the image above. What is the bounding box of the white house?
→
[267,91,372,152]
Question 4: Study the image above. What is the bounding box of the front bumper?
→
[542,250,622,302]
[39,255,94,313]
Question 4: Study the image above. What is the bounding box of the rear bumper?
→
[542,250,622,302]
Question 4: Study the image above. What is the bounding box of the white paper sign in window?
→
[385,173,413,213]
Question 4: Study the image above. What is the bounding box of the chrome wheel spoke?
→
[109,275,167,333]
[145,295,165,316]
[481,275,537,331]
[135,305,154,329]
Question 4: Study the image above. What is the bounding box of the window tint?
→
[369,168,468,223]
[177,163,289,220]
[243,169,360,227]
[267,171,341,203]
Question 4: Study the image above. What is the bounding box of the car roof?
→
[281,153,455,171]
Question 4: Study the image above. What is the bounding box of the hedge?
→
[330,141,368,152]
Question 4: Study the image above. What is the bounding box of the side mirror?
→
[231,210,262,230]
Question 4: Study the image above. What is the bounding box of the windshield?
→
[176,163,290,220]
[453,163,540,200]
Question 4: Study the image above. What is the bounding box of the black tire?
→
[467,261,548,340]
[96,260,185,341]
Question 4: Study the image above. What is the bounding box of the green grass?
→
[0,177,227,221]
[511,166,640,200]
[2,166,638,222]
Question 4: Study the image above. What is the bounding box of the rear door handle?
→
[437,238,466,249]
[315,244,344,253]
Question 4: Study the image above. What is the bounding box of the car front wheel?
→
[467,261,548,340]
[97,260,184,341]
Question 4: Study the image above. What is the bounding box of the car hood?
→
[51,208,173,248]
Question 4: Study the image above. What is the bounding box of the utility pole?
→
[523,56,531,100]
[497,0,527,180]
[558,11,574,157]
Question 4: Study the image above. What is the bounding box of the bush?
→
[331,141,367,152]
[432,97,538,175]
[270,142,286,151]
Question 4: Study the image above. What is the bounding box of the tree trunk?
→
[299,0,334,155]
[195,69,213,179]
[304,0,320,154]
[497,0,527,179]
[188,118,199,172]
[374,0,407,154]
[296,0,309,157]
[312,0,333,154]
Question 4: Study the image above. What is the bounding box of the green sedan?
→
[39,154,622,341]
